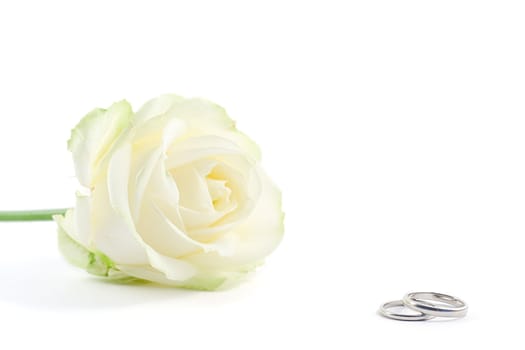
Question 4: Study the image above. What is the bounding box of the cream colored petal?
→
[136,201,202,258]
[132,149,162,218]
[102,137,197,281]
[184,167,284,270]
[147,160,186,230]
[169,155,261,240]
[138,199,240,258]
[142,246,197,281]
[166,98,234,132]
[228,169,284,263]
[68,100,133,187]
[117,265,228,291]
[187,220,238,237]
[217,129,261,161]
[139,163,242,258]
[190,162,261,235]
[166,135,252,169]
[166,136,260,236]
[136,96,257,166]
[178,206,229,231]
[207,178,234,211]
[55,212,129,279]
[130,116,187,219]
[166,98,260,160]
[56,215,92,269]
[133,94,184,124]
[171,165,214,211]
[132,113,188,153]
[73,192,91,247]
[53,209,76,243]
[91,174,149,265]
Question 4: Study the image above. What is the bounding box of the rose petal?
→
[130,116,187,219]
[68,100,133,187]
[136,201,202,258]
[73,192,91,247]
[101,137,197,281]
[172,165,213,211]
[117,265,228,291]
[90,143,149,265]
[184,167,284,270]
[142,245,197,281]
[166,98,234,132]
[166,135,252,169]
[133,94,184,124]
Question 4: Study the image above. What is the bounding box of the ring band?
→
[379,300,434,321]
[403,292,468,318]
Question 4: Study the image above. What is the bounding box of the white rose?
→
[54,94,284,290]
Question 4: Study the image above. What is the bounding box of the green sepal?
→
[57,223,124,279]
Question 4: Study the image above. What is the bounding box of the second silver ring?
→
[403,292,468,318]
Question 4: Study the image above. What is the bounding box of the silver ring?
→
[403,292,468,318]
[379,300,434,321]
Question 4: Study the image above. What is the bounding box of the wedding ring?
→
[379,300,434,321]
[403,292,468,318]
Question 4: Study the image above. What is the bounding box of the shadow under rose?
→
[0,258,212,310]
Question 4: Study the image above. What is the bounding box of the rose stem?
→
[0,209,68,221]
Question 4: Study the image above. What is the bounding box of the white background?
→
[0,0,524,348]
